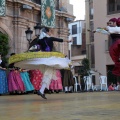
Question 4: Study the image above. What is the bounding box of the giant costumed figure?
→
[88,17,120,76]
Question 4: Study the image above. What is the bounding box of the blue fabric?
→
[20,72,34,92]
[0,69,8,94]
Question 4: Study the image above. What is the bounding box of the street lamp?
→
[25,27,33,44]
[34,23,41,37]
[25,24,42,51]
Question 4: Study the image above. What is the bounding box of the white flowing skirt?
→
[15,57,71,71]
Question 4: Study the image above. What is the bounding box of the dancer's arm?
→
[88,27,110,35]
[50,37,73,43]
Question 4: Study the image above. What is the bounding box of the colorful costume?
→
[29,70,43,90]
[0,60,8,94]
[20,70,34,92]
[8,64,25,93]
[95,25,120,76]
[9,31,71,99]
[49,70,63,91]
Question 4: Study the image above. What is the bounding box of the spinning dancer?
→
[9,27,72,99]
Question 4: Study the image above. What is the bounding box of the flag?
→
[41,0,55,28]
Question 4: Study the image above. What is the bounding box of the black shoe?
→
[37,91,47,99]
[65,91,68,93]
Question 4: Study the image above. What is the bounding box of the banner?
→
[41,0,55,28]
[0,0,6,16]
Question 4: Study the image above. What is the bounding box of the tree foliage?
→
[0,32,9,63]
[78,58,90,76]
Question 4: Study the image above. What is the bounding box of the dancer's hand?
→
[87,29,96,33]
[64,39,73,43]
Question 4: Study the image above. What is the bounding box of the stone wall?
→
[0,0,74,55]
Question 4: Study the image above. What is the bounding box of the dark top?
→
[0,60,6,68]
[8,63,15,69]
[8,63,20,70]
[110,34,120,42]
[38,37,63,51]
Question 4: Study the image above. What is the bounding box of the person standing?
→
[20,69,34,93]
[8,53,25,94]
[29,69,43,93]
[0,53,8,95]
[49,69,63,93]
[62,69,74,93]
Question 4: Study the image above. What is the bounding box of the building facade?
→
[0,0,74,56]
[68,20,86,80]
[88,0,120,84]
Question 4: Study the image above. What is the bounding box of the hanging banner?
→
[0,0,6,16]
[41,0,55,28]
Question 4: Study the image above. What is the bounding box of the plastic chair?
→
[73,76,81,92]
[99,76,108,91]
[84,76,94,91]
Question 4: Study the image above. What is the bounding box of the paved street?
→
[0,92,120,120]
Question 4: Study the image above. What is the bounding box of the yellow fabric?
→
[9,52,65,64]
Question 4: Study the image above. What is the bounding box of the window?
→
[55,0,59,10]
[73,37,77,45]
[31,0,41,5]
[72,24,77,35]
[108,0,120,14]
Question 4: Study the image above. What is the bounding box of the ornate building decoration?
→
[41,0,55,28]
[0,0,6,16]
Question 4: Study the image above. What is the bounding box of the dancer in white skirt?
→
[9,27,72,99]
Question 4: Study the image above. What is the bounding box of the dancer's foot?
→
[37,91,47,99]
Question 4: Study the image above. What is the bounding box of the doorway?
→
[106,65,119,85]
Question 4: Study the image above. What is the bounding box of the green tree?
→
[78,58,91,91]
[78,58,90,76]
[0,32,9,63]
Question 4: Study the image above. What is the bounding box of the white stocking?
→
[39,83,46,94]
[65,86,68,92]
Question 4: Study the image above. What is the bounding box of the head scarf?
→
[117,17,120,27]
[109,18,118,23]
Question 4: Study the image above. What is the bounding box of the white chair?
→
[84,76,94,91]
[73,76,81,92]
[99,76,108,91]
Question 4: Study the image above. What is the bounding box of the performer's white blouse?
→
[106,26,120,34]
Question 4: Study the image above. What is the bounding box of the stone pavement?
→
[0,91,120,120]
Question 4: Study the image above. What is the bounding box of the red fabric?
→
[29,70,43,90]
[117,18,120,26]
[109,39,120,76]
[108,85,114,91]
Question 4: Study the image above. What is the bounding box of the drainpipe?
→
[85,0,91,68]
